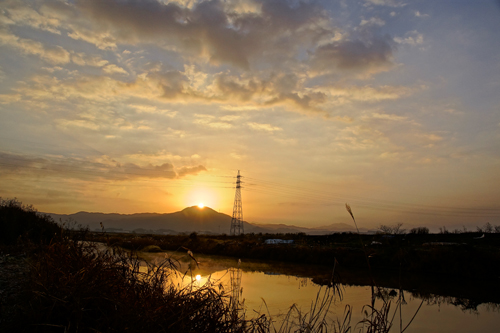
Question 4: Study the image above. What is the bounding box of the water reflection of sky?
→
[137,251,500,332]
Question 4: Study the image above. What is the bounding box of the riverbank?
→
[2,199,499,332]
[96,231,500,284]
[137,247,500,311]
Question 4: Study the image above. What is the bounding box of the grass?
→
[3,199,494,332]
[6,233,244,332]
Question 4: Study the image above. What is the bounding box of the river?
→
[137,250,500,332]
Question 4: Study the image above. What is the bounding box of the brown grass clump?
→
[10,238,242,332]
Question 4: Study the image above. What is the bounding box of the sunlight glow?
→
[195,274,201,281]
[183,186,222,210]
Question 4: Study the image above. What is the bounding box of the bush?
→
[0,198,61,245]
[409,227,429,235]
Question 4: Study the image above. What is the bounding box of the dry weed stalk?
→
[345,203,423,333]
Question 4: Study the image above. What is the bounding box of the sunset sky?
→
[1,0,499,230]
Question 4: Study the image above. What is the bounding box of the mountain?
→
[48,206,364,235]
[50,206,231,234]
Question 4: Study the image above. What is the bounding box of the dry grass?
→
[9,235,408,333]
[0,200,424,333]
[345,204,424,333]
[9,235,243,332]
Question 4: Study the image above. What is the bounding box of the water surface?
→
[139,250,500,332]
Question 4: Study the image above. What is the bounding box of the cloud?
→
[122,151,184,164]
[414,11,430,18]
[120,162,177,179]
[333,125,389,151]
[71,52,109,67]
[0,0,414,117]
[0,19,113,68]
[55,119,101,131]
[193,114,233,129]
[0,151,206,181]
[177,165,207,177]
[219,115,241,121]
[418,133,444,148]
[369,112,407,121]
[0,0,63,34]
[0,0,117,50]
[364,0,406,7]
[230,152,246,160]
[4,64,411,119]
[394,31,423,46]
[309,36,395,75]
[9,74,125,105]
[75,0,330,69]
[221,105,260,111]
[208,72,327,112]
[6,64,329,113]
[67,29,117,50]
[247,122,282,132]
[324,85,412,102]
[0,29,71,64]
[444,108,464,115]
[360,17,386,27]
[274,137,297,145]
[102,64,128,75]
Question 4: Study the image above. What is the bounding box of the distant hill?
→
[48,206,367,235]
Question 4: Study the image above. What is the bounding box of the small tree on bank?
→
[377,223,406,235]
[409,227,430,235]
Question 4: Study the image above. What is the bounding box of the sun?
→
[198,203,204,208]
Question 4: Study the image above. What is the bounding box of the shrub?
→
[409,227,429,235]
[0,198,61,245]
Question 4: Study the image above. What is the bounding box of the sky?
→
[0,0,499,231]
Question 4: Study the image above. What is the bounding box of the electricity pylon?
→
[229,260,243,324]
[230,170,243,236]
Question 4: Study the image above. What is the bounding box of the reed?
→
[1,199,425,333]
[345,204,423,333]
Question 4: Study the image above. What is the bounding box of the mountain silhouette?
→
[50,206,246,234]
[48,206,364,235]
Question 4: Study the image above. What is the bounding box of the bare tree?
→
[483,222,493,233]
[377,223,406,235]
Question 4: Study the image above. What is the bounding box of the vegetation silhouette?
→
[1,199,499,332]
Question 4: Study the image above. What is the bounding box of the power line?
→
[1,153,499,218]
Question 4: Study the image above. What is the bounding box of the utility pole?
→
[230,170,244,236]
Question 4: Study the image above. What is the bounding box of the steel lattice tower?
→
[230,170,243,236]
[229,265,242,320]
